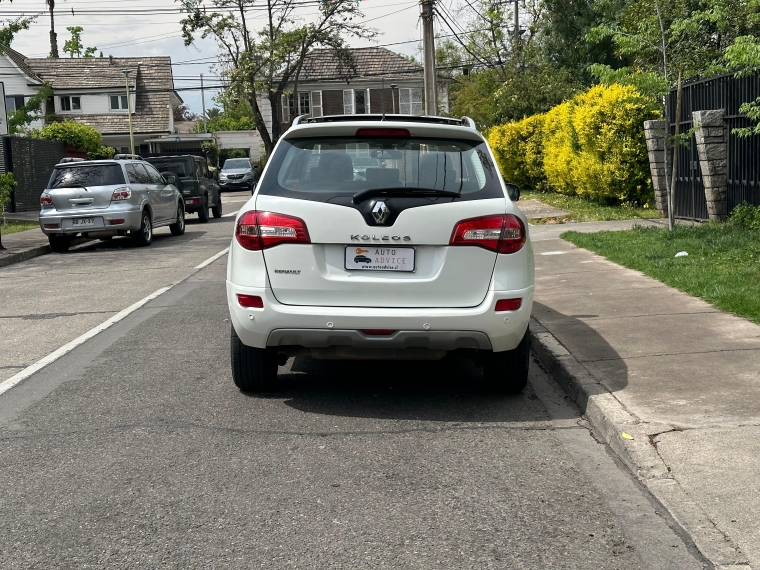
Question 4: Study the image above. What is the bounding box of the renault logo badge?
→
[372,200,391,224]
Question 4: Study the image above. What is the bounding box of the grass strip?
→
[522,190,663,223]
[562,224,760,324]
[1,221,39,235]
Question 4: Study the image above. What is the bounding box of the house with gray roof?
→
[0,47,182,153]
[278,47,449,131]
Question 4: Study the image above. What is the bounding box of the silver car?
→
[219,158,256,192]
[39,156,186,252]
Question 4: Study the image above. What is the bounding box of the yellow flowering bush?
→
[489,83,659,204]
[487,114,546,190]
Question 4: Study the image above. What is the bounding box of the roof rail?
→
[113,153,144,160]
[58,157,85,164]
[297,114,477,128]
[292,115,306,126]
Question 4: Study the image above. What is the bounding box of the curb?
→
[529,317,752,570]
[0,237,92,269]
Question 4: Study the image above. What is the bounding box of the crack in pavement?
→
[0,420,589,441]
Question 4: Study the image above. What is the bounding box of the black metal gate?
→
[668,72,760,220]
[2,137,67,212]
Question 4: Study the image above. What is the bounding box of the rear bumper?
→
[227,281,533,353]
[39,205,143,236]
[220,180,252,190]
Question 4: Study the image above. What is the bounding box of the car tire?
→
[48,235,71,253]
[211,197,222,219]
[133,210,153,247]
[170,204,185,236]
[230,325,278,392]
[198,195,210,223]
[482,328,530,394]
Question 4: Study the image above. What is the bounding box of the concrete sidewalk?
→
[0,225,52,268]
[529,221,760,570]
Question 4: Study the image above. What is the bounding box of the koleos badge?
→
[372,200,391,224]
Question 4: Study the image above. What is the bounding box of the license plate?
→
[72,217,94,226]
[345,246,415,272]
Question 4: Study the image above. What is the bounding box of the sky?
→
[0,0,440,115]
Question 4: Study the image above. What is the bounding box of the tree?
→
[724,36,760,137]
[0,172,17,250]
[178,0,376,155]
[7,83,53,135]
[173,103,199,122]
[0,1,58,57]
[63,26,98,58]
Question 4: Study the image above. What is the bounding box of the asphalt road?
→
[0,202,710,569]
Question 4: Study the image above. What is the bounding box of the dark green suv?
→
[147,155,221,222]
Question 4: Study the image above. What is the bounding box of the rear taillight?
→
[235,211,311,251]
[40,194,53,207]
[450,214,526,254]
[112,187,131,201]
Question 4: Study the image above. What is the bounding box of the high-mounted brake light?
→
[40,194,53,207]
[235,211,311,251]
[355,128,411,138]
[111,188,131,201]
[449,214,526,254]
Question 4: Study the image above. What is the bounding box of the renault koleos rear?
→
[226,115,534,393]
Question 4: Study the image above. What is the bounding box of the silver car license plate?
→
[345,246,415,272]
[72,217,94,227]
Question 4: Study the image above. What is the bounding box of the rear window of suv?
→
[147,159,191,178]
[258,136,503,201]
[48,164,126,188]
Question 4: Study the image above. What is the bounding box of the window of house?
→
[342,89,371,115]
[399,88,423,115]
[5,95,25,112]
[282,91,322,121]
[60,96,81,112]
[109,95,129,111]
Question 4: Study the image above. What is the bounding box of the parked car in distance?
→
[39,155,185,252]
[219,158,256,192]
[226,114,535,395]
[146,155,221,222]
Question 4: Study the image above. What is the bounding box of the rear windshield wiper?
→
[353,187,461,204]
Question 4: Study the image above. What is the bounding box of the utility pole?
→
[514,0,519,48]
[123,69,135,156]
[200,74,208,133]
[421,0,437,115]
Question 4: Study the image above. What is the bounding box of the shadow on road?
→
[258,354,577,423]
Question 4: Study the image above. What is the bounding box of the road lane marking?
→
[222,210,239,218]
[194,248,229,270]
[540,251,568,255]
[0,285,173,398]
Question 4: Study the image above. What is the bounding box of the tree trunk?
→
[48,0,59,58]
[248,89,274,157]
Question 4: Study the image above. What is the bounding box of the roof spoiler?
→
[58,157,85,164]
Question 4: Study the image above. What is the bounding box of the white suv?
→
[226,115,534,393]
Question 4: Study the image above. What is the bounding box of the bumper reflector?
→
[495,298,522,311]
[109,219,125,225]
[237,294,264,308]
[43,223,59,229]
[361,329,397,336]
[186,198,200,205]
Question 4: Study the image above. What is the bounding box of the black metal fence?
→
[668,72,760,220]
[0,136,68,212]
